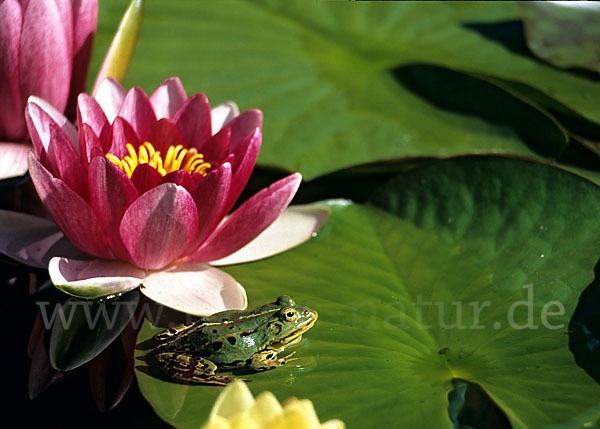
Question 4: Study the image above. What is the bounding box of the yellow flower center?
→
[106,142,211,178]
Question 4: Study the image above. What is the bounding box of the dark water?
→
[2,255,168,428]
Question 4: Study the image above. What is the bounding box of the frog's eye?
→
[282,308,298,322]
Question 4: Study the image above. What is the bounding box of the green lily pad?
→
[90,1,600,180]
[135,157,600,428]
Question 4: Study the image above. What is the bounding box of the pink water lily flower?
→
[16,77,328,315]
[0,0,97,179]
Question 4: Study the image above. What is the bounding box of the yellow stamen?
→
[126,144,138,164]
[106,153,122,166]
[106,142,211,178]
[138,145,149,163]
[164,145,179,169]
[172,147,187,171]
[123,162,132,178]
[193,162,212,176]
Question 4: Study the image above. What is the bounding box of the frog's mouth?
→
[271,311,318,349]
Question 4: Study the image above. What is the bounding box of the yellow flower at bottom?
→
[202,381,345,429]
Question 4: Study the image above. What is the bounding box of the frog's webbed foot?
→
[249,350,300,371]
[155,352,237,386]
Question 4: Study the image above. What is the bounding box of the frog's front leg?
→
[249,350,299,371]
[154,352,234,386]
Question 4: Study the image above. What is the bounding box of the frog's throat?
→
[269,317,317,350]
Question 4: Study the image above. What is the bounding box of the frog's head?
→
[265,296,318,349]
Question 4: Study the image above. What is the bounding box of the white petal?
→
[49,257,145,299]
[28,96,78,148]
[142,262,247,316]
[211,101,240,134]
[93,77,126,123]
[210,205,330,266]
[0,209,83,268]
[0,142,31,179]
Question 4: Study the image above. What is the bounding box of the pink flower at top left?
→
[0,0,97,179]
[0,0,328,316]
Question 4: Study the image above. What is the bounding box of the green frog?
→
[152,296,318,385]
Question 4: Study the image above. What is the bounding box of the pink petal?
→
[109,116,140,159]
[141,262,247,316]
[173,93,211,150]
[88,157,139,261]
[0,208,84,268]
[199,125,231,164]
[221,152,235,169]
[190,173,301,263]
[186,162,232,252]
[79,123,105,165]
[211,101,239,135]
[221,127,261,217]
[0,0,25,141]
[54,0,74,42]
[25,100,81,179]
[211,204,330,266]
[119,183,198,270]
[71,0,97,62]
[94,77,125,123]
[150,77,187,120]
[66,0,97,114]
[117,86,156,141]
[28,153,113,259]
[129,163,162,195]
[25,103,55,169]
[47,119,89,199]
[19,0,73,115]
[49,257,145,299]
[28,96,78,149]
[227,109,262,151]
[192,171,210,184]
[0,142,31,180]
[77,93,111,153]
[145,118,184,154]
[158,170,194,191]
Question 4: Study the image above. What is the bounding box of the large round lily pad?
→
[136,156,600,428]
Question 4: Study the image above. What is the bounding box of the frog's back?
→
[196,306,280,364]
[157,303,279,364]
